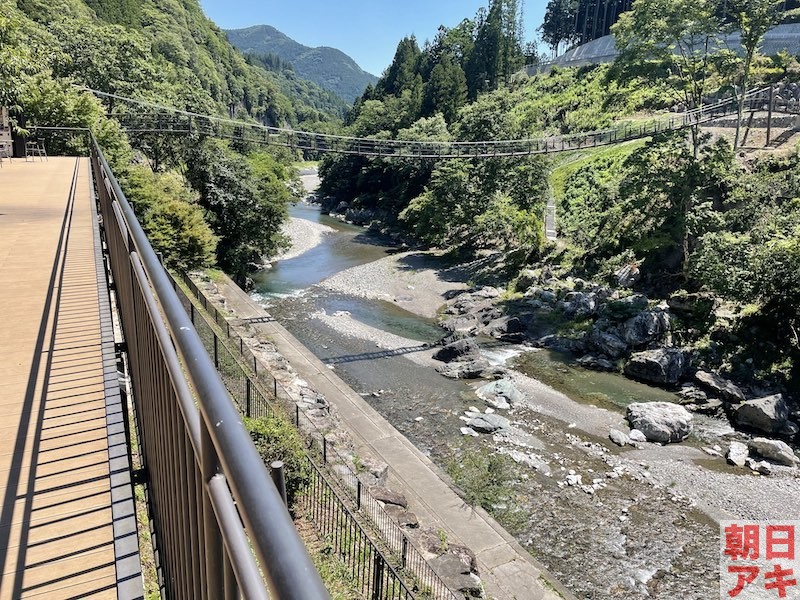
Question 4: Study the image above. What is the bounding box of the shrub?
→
[244,415,311,507]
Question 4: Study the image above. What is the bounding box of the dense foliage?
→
[2,0,339,278]
[319,52,671,258]
[245,415,311,508]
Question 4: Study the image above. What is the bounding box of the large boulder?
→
[624,348,687,385]
[440,315,480,335]
[748,438,800,466]
[667,291,715,320]
[344,208,375,225]
[576,354,616,372]
[563,292,598,317]
[733,394,789,434]
[430,554,481,597]
[604,294,648,320]
[614,264,641,288]
[482,316,526,338]
[589,329,629,359]
[694,371,746,403]
[621,310,671,347]
[626,402,693,443]
[477,379,525,408]
[514,269,539,292]
[434,338,480,363]
[436,359,493,380]
[369,486,408,508]
[467,413,511,433]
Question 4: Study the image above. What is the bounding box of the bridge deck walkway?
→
[0,157,141,599]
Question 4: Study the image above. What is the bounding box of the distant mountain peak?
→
[225,25,378,104]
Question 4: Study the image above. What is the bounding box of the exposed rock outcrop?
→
[434,338,481,363]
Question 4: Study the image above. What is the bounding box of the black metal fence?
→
[89,133,329,600]
[174,273,462,600]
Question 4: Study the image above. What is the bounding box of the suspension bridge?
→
[86,87,786,160]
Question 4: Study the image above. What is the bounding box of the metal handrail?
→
[89,132,329,599]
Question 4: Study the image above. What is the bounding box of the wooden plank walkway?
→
[0,157,142,599]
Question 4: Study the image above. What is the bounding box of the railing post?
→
[401,535,408,569]
[246,379,252,418]
[371,554,384,600]
[357,480,362,511]
[323,437,327,464]
[190,303,195,324]
[295,404,300,427]
[201,425,224,597]
[213,334,219,369]
[270,461,288,508]
[273,377,277,400]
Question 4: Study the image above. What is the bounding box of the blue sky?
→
[199,1,548,76]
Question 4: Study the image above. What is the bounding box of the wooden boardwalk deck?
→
[0,157,142,599]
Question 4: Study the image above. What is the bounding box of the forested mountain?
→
[3,0,340,283]
[225,25,379,104]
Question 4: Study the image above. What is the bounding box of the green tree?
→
[377,36,422,97]
[539,0,579,56]
[422,54,468,122]
[612,0,722,157]
[184,139,290,282]
[728,0,783,149]
[124,167,217,270]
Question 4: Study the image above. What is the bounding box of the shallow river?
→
[253,203,681,426]
[249,203,723,599]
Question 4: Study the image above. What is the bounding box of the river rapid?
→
[249,201,798,600]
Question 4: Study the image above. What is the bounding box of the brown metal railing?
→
[88,132,329,600]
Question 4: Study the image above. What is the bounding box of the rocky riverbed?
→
[250,194,800,599]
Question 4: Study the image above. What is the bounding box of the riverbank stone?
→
[626,402,693,443]
[726,441,749,467]
[694,371,746,403]
[433,338,480,363]
[609,429,631,447]
[589,329,628,359]
[733,394,789,434]
[467,413,511,434]
[604,294,648,319]
[477,379,524,408]
[628,429,648,443]
[621,310,671,347]
[436,358,495,379]
[748,438,800,466]
[624,348,687,385]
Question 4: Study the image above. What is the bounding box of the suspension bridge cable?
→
[81,86,773,159]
